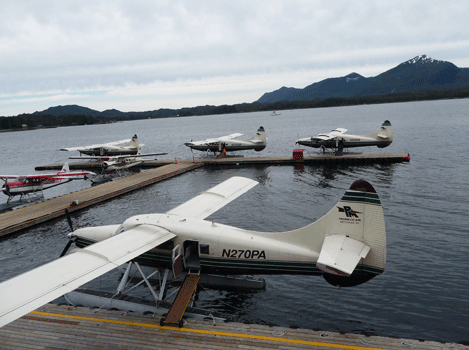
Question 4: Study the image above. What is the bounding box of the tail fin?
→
[367,120,393,148]
[267,179,386,287]
[60,163,70,173]
[125,134,140,148]
[248,126,267,151]
[318,180,386,286]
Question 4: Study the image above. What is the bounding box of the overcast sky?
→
[1,0,469,116]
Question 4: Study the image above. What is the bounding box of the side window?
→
[200,244,210,255]
[156,240,174,251]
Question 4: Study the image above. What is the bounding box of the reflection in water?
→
[1,100,469,343]
[293,163,396,192]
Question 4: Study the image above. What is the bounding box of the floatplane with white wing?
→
[61,134,144,156]
[69,150,167,183]
[296,120,393,154]
[0,176,386,328]
[185,127,267,155]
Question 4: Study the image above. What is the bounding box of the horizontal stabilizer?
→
[317,235,370,276]
[377,134,389,139]
[167,176,258,219]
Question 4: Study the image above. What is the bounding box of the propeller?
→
[60,208,76,257]
[2,179,11,196]
[65,208,74,231]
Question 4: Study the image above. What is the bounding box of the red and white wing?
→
[0,175,19,180]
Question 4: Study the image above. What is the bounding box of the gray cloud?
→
[1,0,469,115]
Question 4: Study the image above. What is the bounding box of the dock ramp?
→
[160,271,200,327]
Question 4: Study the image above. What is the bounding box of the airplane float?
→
[185,126,266,155]
[69,151,167,183]
[296,120,393,154]
[0,176,386,328]
[60,134,144,156]
[0,164,95,203]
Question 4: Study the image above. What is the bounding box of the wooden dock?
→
[0,303,460,350]
[0,163,201,238]
[35,152,410,171]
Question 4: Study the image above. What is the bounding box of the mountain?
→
[258,73,366,103]
[257,55,469,103]
[33,105,102,117]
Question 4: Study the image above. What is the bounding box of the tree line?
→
[0,114,101,131]
[2,87,469,131]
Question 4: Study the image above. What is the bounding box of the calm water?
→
[1,99,468,343]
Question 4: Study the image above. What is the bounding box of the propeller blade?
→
[59,237,76,257]
[65,208,74,232]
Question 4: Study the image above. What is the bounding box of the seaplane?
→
[296,120,393,154]
[0,164,95,204]
[60,134,144,156]
[69,151,168,183]
[0,176,386,328]
[185,126,266,155]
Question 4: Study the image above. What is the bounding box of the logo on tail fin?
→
[337,206,362,218]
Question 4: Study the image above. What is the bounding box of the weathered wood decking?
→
[0,303,460,350]
[35,152,410,171]
[0,163,201,238]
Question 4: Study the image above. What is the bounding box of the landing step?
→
[161,272,200,327]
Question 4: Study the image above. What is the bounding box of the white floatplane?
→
[60,134,144,156]
[0,176,386,328]
[0,164,95,203]
[69,151,167,183]
[69,150,167,182]
[185,127,266,155]
[296,120,393,154]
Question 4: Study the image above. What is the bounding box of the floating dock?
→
[35,152,410,171]
[0,303,459,350]
[0,163,201,238]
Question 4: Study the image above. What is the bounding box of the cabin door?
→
[172,245,183,278]
[183,240,200,270]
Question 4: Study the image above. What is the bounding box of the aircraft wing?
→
[314,128,348,141]
[0,175,19,180]
[112,153,167,159]
[69,153,166,160]
[218,133,243,141]
[60,139,132,151]
[0,225,175,328]
[167,176,258,220]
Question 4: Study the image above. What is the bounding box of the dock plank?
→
[35,152,410,171]
[0,304,463,350]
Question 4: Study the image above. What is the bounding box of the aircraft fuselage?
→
[186,141,266,153]
[73,211,380,284]
[297,134,392,149]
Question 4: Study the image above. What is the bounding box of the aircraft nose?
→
[102,162,109,169]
